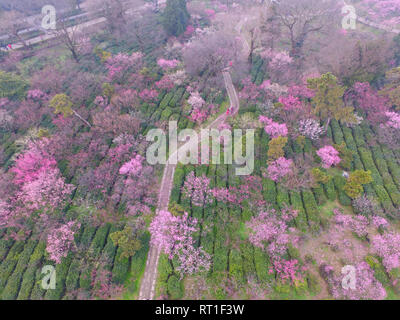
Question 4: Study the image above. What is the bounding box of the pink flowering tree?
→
[119,154,144,176]
[11,139,57,185]
[157,58,180,70]
[259,116,288,138]
[246,207,302,284]
[117,153,156,216]
[316,145,341,168]
[46,221,80,264]
[349,82,389,124]
[384,112,400,129]
[267,157,293,182]
[278,95,302,111]
[188,91,205,110]
[297,119,325,141]
[105,52,143,83]
[16,169,75,214]
[149,210,211,277]
[322,262,386,300]
[181,172,213,207]
[372,232,400,272]
[155,76,175,90]
[138,89,158,102]
[334,209,369,238]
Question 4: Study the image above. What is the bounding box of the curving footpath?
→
[138,70,239,300]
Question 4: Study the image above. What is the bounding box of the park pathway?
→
[138,70,240,300]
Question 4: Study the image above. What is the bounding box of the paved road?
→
[1,0,159,51]
[138,71,239,300]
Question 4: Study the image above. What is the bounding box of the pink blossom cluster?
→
[278,95,302,111]
[11,139,58,185]
[149,210,211,277]
[288,85,315,99]
[372,232,400,272]
[259,116,288,138]
[184,25,195,37]
[270,258,304,285]
[46,221,80,264]
[384,112,400,129]
[188,91,205,110]
[181,172,213,207]
[334,210,369,238]
[119,154,144,176]
[246,207,298,258]
[157,58,180,70]
[239,77,262,102]
[324,262,387,300]
[267,157,293,182]
[17,169,75,212]
[350,82,389,124]
[105,52,143,82]
[0,200,11,228]
[94,95,108,108]
[297,119,325,141]
[260,49,293,69]
[204,9,216,19]
[316,145,341,168]
[27,89,46,101]
[139,89,158,102]
[190,108,208,124]
[155,76,175,90]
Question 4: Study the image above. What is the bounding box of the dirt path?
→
[138,71,240,300]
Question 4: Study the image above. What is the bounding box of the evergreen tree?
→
[161,0,190,37]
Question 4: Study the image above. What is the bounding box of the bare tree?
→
[86,0,127,37]
[55,17,88,63]
[273,0,339,58]
[0,11,31,50]
[183,30,246,89]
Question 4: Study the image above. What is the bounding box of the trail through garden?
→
[138,70,240,300]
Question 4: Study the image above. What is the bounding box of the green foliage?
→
[49,93,74,117]
[267,136,287,161]
[0,71,28,100]
[344,170,373,199]
[307,73,355,127]
[311,168,331,184]
[161,0,190,37]
[333,142,353,170]
[110,226,142,259]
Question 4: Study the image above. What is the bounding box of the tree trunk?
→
[324,118,331,132]
[72,109,91,127]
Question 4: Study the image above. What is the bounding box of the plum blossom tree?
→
[11,139,57,185]
[246,207,298,258]
[297,119,325,141]
[119,154,144,176]
[181,172,213,207]
[105,52,143,83]
[157,58,180,70]
[260,116,288,138]
[17,168,75,214]
[322,262,386,300]
[46,221,80,264]
[267,157,293,182]
[316,145,341,169]
[349,82,389,124]
[384,112,400,129]
[372,232,400,272]
[149,210,211,277]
